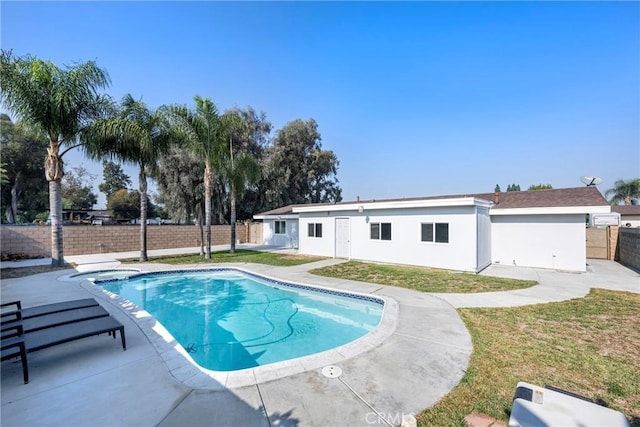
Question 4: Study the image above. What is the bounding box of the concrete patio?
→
[1,247,638,427]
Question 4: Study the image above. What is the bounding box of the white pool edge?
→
[81,266,399,390]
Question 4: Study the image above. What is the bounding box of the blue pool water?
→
[96,269,383,371]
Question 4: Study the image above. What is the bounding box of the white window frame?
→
[370,222,391,241]
[308,223,323,238]
[420,222,450,244]
[274,220,286,235]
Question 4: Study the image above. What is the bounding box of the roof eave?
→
[293,197,492,213]
[490,205,611,216]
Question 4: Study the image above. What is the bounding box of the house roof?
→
[254,187,609,218]
[345,186,608,208]
[611,205,640,215]
[473,187,608,209]
[253,204,301,218]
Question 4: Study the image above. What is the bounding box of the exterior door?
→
[335,218,350,259]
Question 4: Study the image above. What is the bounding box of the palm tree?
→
[166,96,225,259]
[217,114,261,253]
[605,178,640,205]
[83,94,171,261]
[0,50,110,266]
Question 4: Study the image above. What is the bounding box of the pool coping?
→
[80,266,399,390]
[58,268,143,282]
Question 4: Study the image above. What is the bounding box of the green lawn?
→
[418,289,640,427]
[122,249,324,266]
[3,254,636,426]
[310,260,536,293]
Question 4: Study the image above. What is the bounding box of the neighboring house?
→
[253,205,300,249]
[254,187,611,272]
[87,209,116,225]
[612,205,640,228]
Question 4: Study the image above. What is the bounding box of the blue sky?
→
[2,1,638,208]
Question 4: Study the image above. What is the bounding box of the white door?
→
[335,218,350,259]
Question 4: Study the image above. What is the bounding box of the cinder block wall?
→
[1,224,249,258]
[617,227,640,271]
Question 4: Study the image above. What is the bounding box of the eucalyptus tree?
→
[605,178,640,206]
[166,96,226,259]
[1,115,48,223]
[83,94,172,261]
[224,106,272,220]
[153,145,206,254]
[216,114,261,253]
[0,50,110,266]
[264,118,342,209]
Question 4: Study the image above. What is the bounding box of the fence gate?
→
[586,227,608,259]
[248,222,263,244]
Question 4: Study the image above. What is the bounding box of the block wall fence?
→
[1,223,258,259]
[617,227,640,272]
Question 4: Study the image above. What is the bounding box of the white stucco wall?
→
[491,214,586,272]
[476,207,492,271]
[299,206,483,272]
[620,215,640,228]
[262,218,299,248]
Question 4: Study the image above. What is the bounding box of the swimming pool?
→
[70,269,141,281]
[96,269,383,371]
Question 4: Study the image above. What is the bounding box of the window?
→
[421,223,449,243]
[370,222,391,240]
[308,223,323,238]
[274,220,286,234]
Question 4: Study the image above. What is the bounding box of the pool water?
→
[97,269,383,371]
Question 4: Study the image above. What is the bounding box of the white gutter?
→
[292,197,493,213]
[252,214,299,220]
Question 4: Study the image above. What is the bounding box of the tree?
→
[166,96,227,259]
[494,184,501,193]
[224,107,272,220]
[216,114,261,253]
[154,145,204,224]
[605,178,640,205]
[108,188,140,220]
[61,165,97,209]
[99,160,131,199]
[528,184,553,191]
[264,118,342,209]
[0,51,110,266]
[507,184,521,192]
[83,94,171,261]
[0,114,48,223]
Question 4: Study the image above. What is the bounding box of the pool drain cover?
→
[322,365,342,378]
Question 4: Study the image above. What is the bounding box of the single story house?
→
[253,187,611,272]
[611,205,640,228]
[253,205,300,248]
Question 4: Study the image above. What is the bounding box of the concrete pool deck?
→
[1,248,638,427]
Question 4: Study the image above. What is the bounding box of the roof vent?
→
[494,192,500,205]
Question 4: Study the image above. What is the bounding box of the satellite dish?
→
[580,176,603,186]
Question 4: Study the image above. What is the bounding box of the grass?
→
[121,249,325,266]
[417,289,640,427]
[310,260,537,293]
[2,254,636,426]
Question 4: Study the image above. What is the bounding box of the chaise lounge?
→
[2,305,110,334]
[1,298,99,320]
[1,300,126,384]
